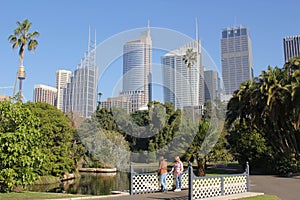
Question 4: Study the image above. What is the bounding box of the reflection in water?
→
[30,172,130,195]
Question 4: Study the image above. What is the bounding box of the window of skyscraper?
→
[222,31,227,38]
[241,28,247,35]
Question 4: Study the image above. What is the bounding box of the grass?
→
[239,194,281,200]
[0,191,88,200]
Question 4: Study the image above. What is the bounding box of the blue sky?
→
[0,0,299,101]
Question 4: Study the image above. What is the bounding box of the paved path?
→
[60,190,263,200]
[250,175,300,200]
[57,175,300,200]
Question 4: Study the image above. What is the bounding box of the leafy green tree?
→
[8,19,39,101]
[26,102,83,177]
[0,101,44,192]
[78,117,130,170]
[226,57,300,174]
[94,108,119,131]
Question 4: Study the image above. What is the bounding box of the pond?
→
[30,172,130,195]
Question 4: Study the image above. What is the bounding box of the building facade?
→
[33,84,57,106]
[56,70,71,111]
[100,95,131,113]
[63,32,98,118]
[162,40,204,109]
[204,70,220,102]
[283,35,300,63]
[122,23,152,111]
[221,26,253,96]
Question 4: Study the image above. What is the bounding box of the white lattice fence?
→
[189,162,250,200]
[192,177,222,199]
[131,171,189,194]
[224,175,247,195]
[132,173,159,194]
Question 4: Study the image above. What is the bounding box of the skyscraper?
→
[221,26,253,96]
[33,84,57,106]
[162,40,204,109]
[283,35,300,63]
[122,22,152,111]
[63,30,98,118]
[56,70,71,111]
[204,70,220,102]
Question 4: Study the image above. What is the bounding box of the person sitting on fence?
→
[157,156,168,192]
[169,156,183,192]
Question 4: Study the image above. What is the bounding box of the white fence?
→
[130,162,250,200]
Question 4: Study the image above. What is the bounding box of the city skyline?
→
[0,0,299,102]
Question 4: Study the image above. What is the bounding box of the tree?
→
[0,101,44,192]
[183,48,197,120]
[226,57,300,174]
[78,118,130,171]
[8,19,39,102]
[26,102,84,177]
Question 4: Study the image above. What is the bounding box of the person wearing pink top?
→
[170,156,183,192]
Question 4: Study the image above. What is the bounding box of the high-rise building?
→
[122,22,152,111]
[283,35,300,63]
[56,70,71,111]
[63,31,98,118]
[100,95,131,113]
[33,84,57,106]
[204,70,220,102]
[221,26,253,96]
[162,40,204,109]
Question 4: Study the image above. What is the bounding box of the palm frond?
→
[28,40,38,51]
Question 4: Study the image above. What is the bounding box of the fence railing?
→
[130,161,250,199]
[130,162,188,195]
[188,162,250,200]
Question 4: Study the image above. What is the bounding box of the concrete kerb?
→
[47,192,130,200]
[201,192,264,200]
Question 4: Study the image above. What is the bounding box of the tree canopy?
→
[226,57,300,174]
[0,102,44,192]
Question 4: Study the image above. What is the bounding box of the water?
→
[30,172,130,195]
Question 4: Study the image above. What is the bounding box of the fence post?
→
[246,161,250,192]
[130,162,133,195]
[188,162,193,200]
[221,176,224,195]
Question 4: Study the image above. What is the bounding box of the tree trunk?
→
[196,156,205,176]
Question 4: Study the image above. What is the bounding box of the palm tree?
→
[8,19,39,102]
[183,48,197,120]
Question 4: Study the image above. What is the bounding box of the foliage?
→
[78,117,130,170]
[8,19,39,65]
[94,100,229,174]
[226,57,300,174]
[8,19,39,102]
[26,102,85,177]
[0,102,44,192]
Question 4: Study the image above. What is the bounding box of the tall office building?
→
[162,39,204,109]
[33,84,57,106]
[204,70,220,102]
[283,35,300,63]
[56,70,71,111]
[63,31,98,118]
[122,22,152,111]
[221,26,253,96]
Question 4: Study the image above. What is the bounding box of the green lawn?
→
[0,191,87,200]
[239,195,281,200]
